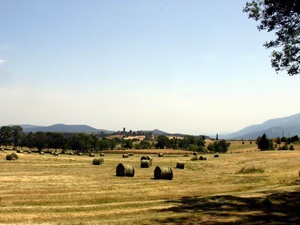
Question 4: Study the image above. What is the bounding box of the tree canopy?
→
[244,0,300,75]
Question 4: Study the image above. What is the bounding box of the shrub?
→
[256,134,274,150]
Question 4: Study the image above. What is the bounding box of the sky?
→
[0,0,299,135]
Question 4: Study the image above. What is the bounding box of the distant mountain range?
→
[20,124,113,133]
[6,113,300,140]
[220,113,300,140]
[17,124,201,137]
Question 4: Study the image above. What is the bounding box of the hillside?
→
[21,124,113,133]
[221,113,300,140]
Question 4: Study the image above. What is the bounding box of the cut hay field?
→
[1,147,300,224]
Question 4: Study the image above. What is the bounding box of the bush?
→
[256,134,274,150]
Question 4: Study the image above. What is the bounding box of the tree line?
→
[256,133,299,150]
[0,126,231,153]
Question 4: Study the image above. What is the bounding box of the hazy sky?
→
[0,0,299,135]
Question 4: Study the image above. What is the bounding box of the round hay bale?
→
[27,150,31,154]
[193,152,198,156]
[6,153,19,161]
[129,153,134,156]
[176,162,185,169]
[199,156,207,160]
[154,166,173,180]
[141,160,151,168]
[214,154,219,158]
[54,152,59,156]
[93,158,104,165]
[158,153,164,157]
[123,154,129,158]
[39,151,44,155]
[141,155,152,161]
[16,150,23,153]
[116,163,135,177]
[78,152,82,156]
[191,156,198,161]
[89,153,95,157]
[100,153,105,156]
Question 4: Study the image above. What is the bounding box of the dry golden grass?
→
[0,144,300,224]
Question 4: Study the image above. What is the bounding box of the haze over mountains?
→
[220,113,300,140]
[15,113,300,140]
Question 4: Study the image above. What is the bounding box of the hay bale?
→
[54,152,59,156]
[199,156,207,160]
[116,163,135,177]
[16,150,23,153]
[89,153,95,157]
[6,153,19,161]
[193,152,198,156]
[27,150,31,154]
[92,158,104,165]
[154,166,173,180]
[100,153,105,156]
[176,162,185,169]
[123,154,129,158]
[129,153,134,156]
[141,155,152,161]
[39,151,44,155]
[214,154,219,158]
[141,160,151,168]
[158,153,164,157]
[78,152,82,156]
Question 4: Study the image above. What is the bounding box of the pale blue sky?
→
[0,0,299,135]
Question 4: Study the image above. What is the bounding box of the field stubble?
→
[0,148,300,224]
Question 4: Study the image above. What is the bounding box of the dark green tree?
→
[45,132,68,150]
[276,137,281,145]
[122,139,133,149]
[33,132,47,151]
[99,138,115,150]
[138,140,151,149]
[155,135,170,149]
[22,132,35,150]
[256,133,274,150]
[69,133,93,152]
[244,0,300,75]
[0,126,13,149]
[11,125,23,149]
[207,139,231,153]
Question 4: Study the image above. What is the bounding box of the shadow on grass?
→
[155,187,300,224]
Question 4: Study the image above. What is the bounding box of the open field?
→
[1,144,300,224]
